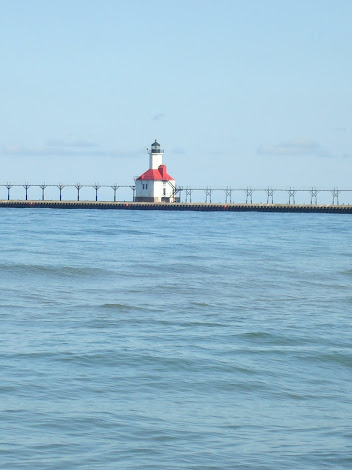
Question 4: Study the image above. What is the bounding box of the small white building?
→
[135,140,176,202]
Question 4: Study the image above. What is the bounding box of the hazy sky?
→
[1,0,352,190]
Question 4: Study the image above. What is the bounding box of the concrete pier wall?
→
[0,200,352,213]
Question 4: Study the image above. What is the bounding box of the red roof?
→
[137,165,174,181]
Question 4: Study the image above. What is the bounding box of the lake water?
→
[0,209,351,469]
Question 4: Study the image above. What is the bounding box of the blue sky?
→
[1,0,352,192]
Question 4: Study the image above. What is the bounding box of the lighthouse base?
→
[134,196,179,203]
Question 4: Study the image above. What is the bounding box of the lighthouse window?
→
[146,184,148,189]
[163,188,166,196]
[142,184,145,190]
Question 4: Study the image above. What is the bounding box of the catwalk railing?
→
[0,184,351,205]
[181,187,347,205]
[0,184,136,202]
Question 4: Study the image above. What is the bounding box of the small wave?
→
[0,263,111,278]
[301,352,352,368]
[101,303,143,312]
[190,301,209,307]
[341,269,352,276]
[240,331,301,346]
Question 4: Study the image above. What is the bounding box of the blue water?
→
[0,209,351,469]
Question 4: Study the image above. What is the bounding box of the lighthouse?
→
[135,140,176,202]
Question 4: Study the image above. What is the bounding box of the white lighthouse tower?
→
[135,140,176,202]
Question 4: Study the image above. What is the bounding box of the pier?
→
[0,184,352,205]
[1,183,352,213]
[0,200,352,213]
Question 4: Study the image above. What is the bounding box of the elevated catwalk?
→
[0,200,351,213]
